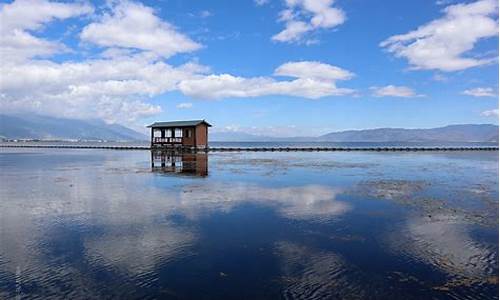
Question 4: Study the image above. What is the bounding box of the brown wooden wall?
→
[195,123,208,147]
[181,126,196,146]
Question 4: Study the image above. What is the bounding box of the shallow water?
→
[0,149,498,299]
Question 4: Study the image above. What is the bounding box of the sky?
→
[0,0,498,136]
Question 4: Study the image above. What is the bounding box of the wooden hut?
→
[147,120,211,149]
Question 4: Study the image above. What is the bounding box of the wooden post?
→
[151,150,154,168]
[150,128,154,148]
[194,126,197,149]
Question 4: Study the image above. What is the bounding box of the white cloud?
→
[0,1,210,125]
[380,0,498,72]
[462,87,497,97]
[80,1,201,58]
[481,109,499,116]
[0,0,93,32]
[254,0,269,6]
[274,61,354,81]
[199,10,213,18]
[0,53,208,123]
[272,21,312,43]
[371,85,422,98]
[178,61,355,99]
[176,102,193,109]
[272,0,346,43]
[436,0,455,5]
[0,0,93,62]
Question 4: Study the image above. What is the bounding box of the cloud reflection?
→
[274,241,365,299]
[390,215,497,280]
[175,183,350,221]
[84,225,195,276]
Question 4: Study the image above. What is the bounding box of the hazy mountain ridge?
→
[213,124,499,142]
[0,114,147,141]
[318,124,499,142]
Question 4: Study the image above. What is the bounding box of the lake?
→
[0,148,498,299]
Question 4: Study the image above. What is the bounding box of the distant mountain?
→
[318,124,499,143]
[212,124,498,143]
[0,114,147,141]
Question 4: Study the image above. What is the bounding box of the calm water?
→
[0,148,498,299]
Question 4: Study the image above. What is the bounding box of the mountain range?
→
[0,114,146,141]
[0,114,497,143]
[211,124,499,143]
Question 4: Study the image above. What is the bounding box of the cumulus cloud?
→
[274,61,354,81]
[0,0,93,62]
[272,0,346,43]
[0,54,210,123]
[481,109,499,116]
[380,0,498,72]
[371,85,422,98]
[80,1,201,58]
[462,87,497,97]
[178,61,355,99]
[0,0,209,125]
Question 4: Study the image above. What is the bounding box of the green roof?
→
[147,120,212,128]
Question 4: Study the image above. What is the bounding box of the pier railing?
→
[1,144,498,152]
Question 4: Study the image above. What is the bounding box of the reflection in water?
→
[391,215,497,279]
[151,150,208,176]
[275,241,365,299]
[175,183,349,221]
[84,224,195,276]
[0,149,497,299]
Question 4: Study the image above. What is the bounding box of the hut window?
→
[153,129,161,137]
[166,129,172,137]
[175,128,183,137]
[186,129,192,138]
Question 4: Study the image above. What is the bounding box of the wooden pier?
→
[0,144,150,150]
[0,144,498,152]
[207,146,499,152]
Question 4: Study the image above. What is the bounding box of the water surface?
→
[0,149,498,299]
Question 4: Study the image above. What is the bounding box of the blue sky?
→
[0,0,498,136]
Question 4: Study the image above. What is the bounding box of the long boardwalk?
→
[0,144,498,151]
